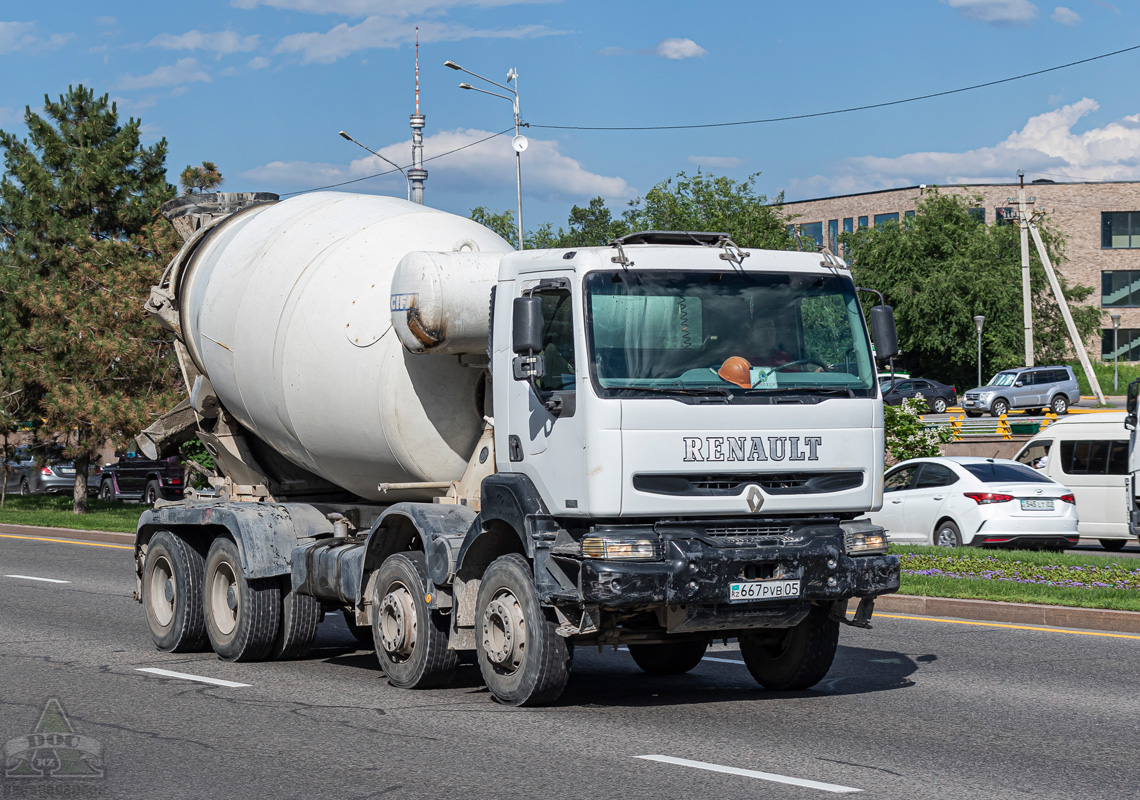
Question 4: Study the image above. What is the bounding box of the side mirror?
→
[868,304,898,361]
[512,296,543,354]
[1127,378,1140,430]
[1014,381,1024,388]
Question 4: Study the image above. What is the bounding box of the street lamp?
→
[973,315,986,388]
[1112,313,1122,392]
[445,59,525,250]
[337,130,411,202]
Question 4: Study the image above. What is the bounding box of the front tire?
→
[740,605,839,690]
[965,410,982,418]
[991,399,1009,417]
[372,552,458,689]
[98,480,114,501]
[142,531,207,652]
[1100,538,1127,551]
[204,537,281,661]
[1050,395,1069,415]
[476,553,570,706]
[934,520,963,547]
[628,641,708,675]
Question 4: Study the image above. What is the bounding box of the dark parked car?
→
[881,378,958,414]
[3,444,100,496]
[99,450,184,503]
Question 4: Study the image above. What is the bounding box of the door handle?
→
[933,495,944,500]
[890,499,902,504]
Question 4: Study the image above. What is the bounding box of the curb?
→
[0,523,133,547]
[864,594,1140,635]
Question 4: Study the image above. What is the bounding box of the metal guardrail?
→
[923,413,1060,441]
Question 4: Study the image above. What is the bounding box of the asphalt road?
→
[2,534,1138,799]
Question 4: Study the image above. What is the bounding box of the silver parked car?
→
[961,366,1079,418]
[3,445,100,496]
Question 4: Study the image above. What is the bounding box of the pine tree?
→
[0,85,182,512]
[179,161,224,194]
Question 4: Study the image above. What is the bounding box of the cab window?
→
[534,289,575,393]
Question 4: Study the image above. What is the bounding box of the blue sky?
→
[2,0,1139,230]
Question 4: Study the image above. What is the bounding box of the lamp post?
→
[337,130,411,202]
[445,59,525,250]
[973,315,985,388]
[1112,313,1122,392]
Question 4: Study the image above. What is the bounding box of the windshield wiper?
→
[608,385,735,401]
[745,386,856,398]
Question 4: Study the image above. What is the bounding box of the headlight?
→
[581,535,661,561]
[842,520,889,555]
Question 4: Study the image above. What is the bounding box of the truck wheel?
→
[271,583,322,660]
[628,641,709,675]
[740,605,840,691]
[476,553,570,706]
[204,537,281,662]
[341,609,374,645]
[142,531,208,652]
[98,480,114,501]
[144,480,161,504]
[372,552,458,689]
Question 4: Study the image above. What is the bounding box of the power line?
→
[280,128,513,197]
[530,44,1140,132]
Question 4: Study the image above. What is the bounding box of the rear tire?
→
[271,583,322,660]
[204,537,281,661]
[144,480,161,504]
[476,553,570,706]
[628,641,709,675]
[1100,538,1127,551]
[740,605,839,690]
[1050,395,1069,415]
[372,551,458,689]
[142,531,208,652]
[341,609,374,645]
[19,477,29,495]
[932,397,948,414]
[934,520,963,547]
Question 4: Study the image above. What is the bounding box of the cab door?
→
[504,275,588,515]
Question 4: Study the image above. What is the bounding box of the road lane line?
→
[635,755,862,794]
[135,668,250,688]
[0,533,133,550]
[876,613,1140,640]
[702,656,745,664]
[5,574,70,584]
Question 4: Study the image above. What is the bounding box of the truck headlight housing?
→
[581,534,661,561]
[842,520,889,555]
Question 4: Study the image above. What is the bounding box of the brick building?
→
[782,181,1140,362]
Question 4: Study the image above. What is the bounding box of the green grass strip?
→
[0,495,142,534]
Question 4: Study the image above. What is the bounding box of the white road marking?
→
[135,668,250,688]
[636,755,862,794]
[5,574,70,584]
[702,656,745,665]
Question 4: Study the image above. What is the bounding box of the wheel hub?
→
[482,591,526,671]
[164,579,175,604]
[148,556,175,628]
[226,585,238,611]
[378,583,417,659]
[209,562,239,636]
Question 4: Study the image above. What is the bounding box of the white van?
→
[1013,412,1133,549]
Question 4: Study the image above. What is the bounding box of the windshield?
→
[585,270,876,398]
[988,372,1018,387]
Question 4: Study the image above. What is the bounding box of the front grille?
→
[705,525,793,537]
[633,471,863,497]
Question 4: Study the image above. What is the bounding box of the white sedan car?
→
[869,456,1078,548]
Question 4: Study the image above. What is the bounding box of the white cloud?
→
[149,30,260,55]
[688,155,742,169]
[788,98,1140,198]
[115,58,211,91]
[0,21,71,53]
[1051,6,1080,24]
[276,16,565,64]
[942,0,1039,24]
[248,56,271,69]
[241,128,633,202]
[654,37,706,60]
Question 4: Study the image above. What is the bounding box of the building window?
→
[828,219,839,249]
[1102,212,1140,249]
[1102,271,1140,307]
[996,207,1015,226]
[798,222,823,246]
[858,216,868,229]
[843,218,853,234]
[1103,328,1140,360]
[904,210,915,220]
[968,208,985,223]
[874,212,899,227]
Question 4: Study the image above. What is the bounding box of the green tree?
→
[842,190,1100,392]
[179,160,224,194]
[0,85,182,513]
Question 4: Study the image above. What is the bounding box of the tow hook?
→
[832,597,875,629]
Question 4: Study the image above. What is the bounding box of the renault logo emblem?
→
[745,485,763,513]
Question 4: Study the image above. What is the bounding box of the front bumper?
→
[576,527,899,608]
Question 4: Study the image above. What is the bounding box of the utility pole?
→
[1013,170,1034,366]
[1025,210,1106,404]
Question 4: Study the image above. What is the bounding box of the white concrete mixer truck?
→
[132,191,901,706]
